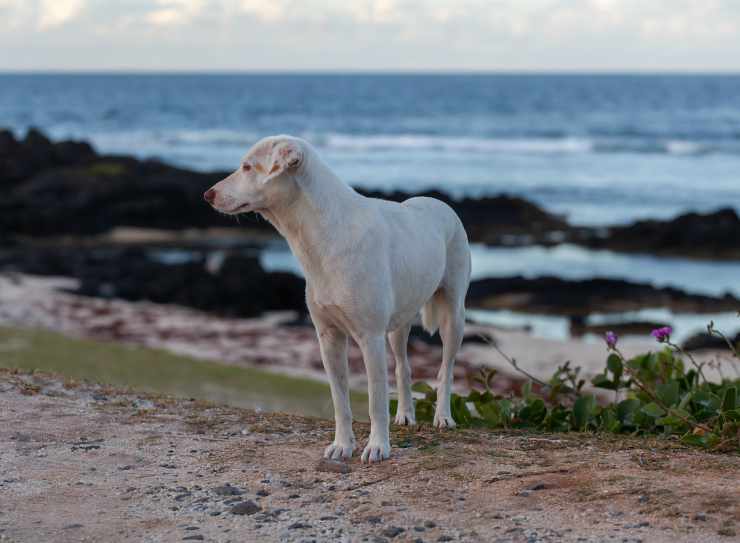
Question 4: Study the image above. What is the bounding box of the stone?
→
[213,484,244,496]
[230,500,260,516]
[316,458,351,474]
[381,526,405,538]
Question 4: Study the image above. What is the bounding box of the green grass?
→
[79,161,127,177]
[0,326,367,419]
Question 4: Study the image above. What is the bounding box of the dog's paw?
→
[393,410,416,426]
[360,440,390,463]
[433,413,457,429]
[324,441,355,460]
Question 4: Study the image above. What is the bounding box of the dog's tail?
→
[420,290,445,335]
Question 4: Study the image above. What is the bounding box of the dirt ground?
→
[1,369,738,543]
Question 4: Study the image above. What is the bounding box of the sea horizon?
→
[3,69,740,76]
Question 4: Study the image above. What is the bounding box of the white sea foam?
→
[321,133,594,154]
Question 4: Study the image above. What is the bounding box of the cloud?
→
[145,0,205,25]
[239,0,286,22]
[0,0,739,70]
[38,0,85,29]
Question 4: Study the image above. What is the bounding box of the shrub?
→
[392,319,740,451]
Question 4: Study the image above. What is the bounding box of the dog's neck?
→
[259,148,361,274]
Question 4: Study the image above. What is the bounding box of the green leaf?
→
[411,381,433,394]
[641,402,666,418]
[680,431,720,448]
[521,381,533,400]
[450,395,472,426]
[591,373,617,390]
[656,415,687,431]
[572,395,596,430]
[518,398,547,426]
[543,406,570,432]
[498,399,513,426]
[721,387,737,412]
[607,354,623,381]
[656,381,680,407]
[414,399,435,424]
[627,353,651,371]
[475,400,502,427]
[599,407,621,433]
[692,390,721,411]
[616,398,641,425]
[389,399,398,416]
[724,407,740,422]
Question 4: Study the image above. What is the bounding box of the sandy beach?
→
[2,274,734,401]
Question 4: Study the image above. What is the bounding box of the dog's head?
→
[204,135,305,215]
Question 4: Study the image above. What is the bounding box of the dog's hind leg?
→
[434,292,465,429]
[388,323,415,426]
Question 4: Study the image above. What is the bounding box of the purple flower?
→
[605,331,618,349]
[650,326,673,343]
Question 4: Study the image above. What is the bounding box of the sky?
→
[1,0,739,72]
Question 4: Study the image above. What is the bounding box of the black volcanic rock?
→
[1,156,258,236]
[574,208,740,259]
[0,129,566,243]
[569,318,670,338]
[0,128,96,187]
[0,129,19,154]
[0,246,306,319]
[682,331,740,352]
[467,276,740,316]
[359,189,568,245]
[3,129,738,261]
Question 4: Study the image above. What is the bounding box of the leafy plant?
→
[391,320,740,451]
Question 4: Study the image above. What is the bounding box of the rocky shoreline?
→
[2,128,739,259]
[3,244,739,327]
[2,128,739,350]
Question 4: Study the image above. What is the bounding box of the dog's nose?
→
[203,188,216,204]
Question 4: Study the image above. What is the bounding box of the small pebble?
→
[213,484,243,496]
[230,500,260,516]
[315,458,351,474]
[382,526,405,538]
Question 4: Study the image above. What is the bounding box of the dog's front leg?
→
[317,326,356,459]
[359,335,391,463]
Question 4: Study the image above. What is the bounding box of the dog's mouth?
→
[222,202,252,215]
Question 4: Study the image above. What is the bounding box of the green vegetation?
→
[0,326,367,419]
[394,321,740,451]
[76,161,127,177]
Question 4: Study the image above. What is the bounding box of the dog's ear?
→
[261,140,303,184]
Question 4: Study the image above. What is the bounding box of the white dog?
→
[205,136,471,463]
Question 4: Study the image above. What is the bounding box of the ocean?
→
[2,73,739,340]
[2,73,740,226]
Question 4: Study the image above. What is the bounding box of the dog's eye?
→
[242,163,252,172]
